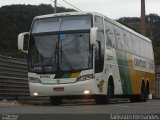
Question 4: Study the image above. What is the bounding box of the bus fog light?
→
[84,90,90,94]
[33,92,39,96]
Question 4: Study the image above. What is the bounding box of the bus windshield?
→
[29,32,92,73]
[29,15,92,73]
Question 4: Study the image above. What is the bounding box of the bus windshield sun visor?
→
[31,16,92,33]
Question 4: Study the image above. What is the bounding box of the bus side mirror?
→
[18,32,29,53]
[90,27,98,46]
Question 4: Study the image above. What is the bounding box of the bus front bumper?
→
[29,80,100,97]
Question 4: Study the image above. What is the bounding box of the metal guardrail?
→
[0,55,29,99]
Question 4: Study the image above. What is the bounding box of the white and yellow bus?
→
[18,12,155,105]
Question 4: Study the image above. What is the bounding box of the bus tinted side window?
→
[148,42,154,60]
[105,20,116,47]
[139,38,144,57]
[94,16,105,73]
[143,40,153,60]
[144,41,148,59]
[123,30,132,52]
[131,34,139,55]
[114,26,124,50]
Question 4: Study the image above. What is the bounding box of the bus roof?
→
[34,11,151,43]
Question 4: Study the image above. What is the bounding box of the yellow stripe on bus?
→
[71,72,80,78]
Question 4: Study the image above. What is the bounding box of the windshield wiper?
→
[41,43,58,73]
[61,51,73,71]
[60,42,74,71]
[40,56,57,73]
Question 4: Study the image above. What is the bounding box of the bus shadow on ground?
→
[62,98,131,106]
[18,98,132,106]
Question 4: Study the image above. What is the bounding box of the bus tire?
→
[50,96,62,105]
[146,81,150,99]
[106,82,113,103]
[106,77,114,103]
[130,81,147,102]
[140,81,147,102]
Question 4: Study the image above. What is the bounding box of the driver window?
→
[94,16,105,73]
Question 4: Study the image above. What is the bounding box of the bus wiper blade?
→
[41,43,58,73]
[40,57,56,73]
[60,50,74,71]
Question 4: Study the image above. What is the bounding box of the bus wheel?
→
[140,82,147,102]
[146,81,150,99]
[130,82,147,102]
[106,78,114,103]
[95,95,107,104]
[50,96,62,105]
[106,83,113,103]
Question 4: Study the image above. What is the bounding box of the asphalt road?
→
[0,99,160,114]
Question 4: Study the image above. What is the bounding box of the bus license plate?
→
[53,87,64,91]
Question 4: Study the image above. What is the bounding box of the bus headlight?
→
[28,77,41,83]
[84,90,90,94]
[33,92,39,96]
[76,74,94,82]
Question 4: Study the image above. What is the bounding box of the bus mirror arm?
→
[90,27,98,46]
[18,32,29,53]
